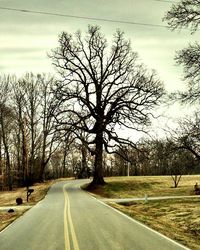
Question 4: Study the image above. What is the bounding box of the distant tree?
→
[77,133,89,179]
[50,150,63,179]
[171,113,200,162]
[114,147,128,176]
[0,77,14,190]
[60,132,74,178]
[168,148,196,188]
[51,25,164,186]
[19,73,42,183]
[38,74,60,181]
[12,78,28,186]
[132,138,198,180]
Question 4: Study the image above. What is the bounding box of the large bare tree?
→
[51,25,164,186]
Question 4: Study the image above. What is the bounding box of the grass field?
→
[89,175,200,198]
[87,175,200,250]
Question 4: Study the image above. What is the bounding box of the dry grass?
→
[0,178,74,231]
[86,176,200,250]
[0,210,26,232]
[111,199,200,250]
[0,179,55,232]
[90,175,200,198]
[0,180,54,206]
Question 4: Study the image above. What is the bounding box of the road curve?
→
[0,179,190,250]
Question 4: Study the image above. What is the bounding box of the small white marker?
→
[145,194,148,203]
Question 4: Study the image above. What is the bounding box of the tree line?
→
[0,71,199,190]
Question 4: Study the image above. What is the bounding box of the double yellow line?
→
[63,183,80,250]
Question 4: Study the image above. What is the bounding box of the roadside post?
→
[145,194,148,203]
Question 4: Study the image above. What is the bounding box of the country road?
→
[0,179,190,250]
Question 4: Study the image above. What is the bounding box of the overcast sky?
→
[0,0,199,138]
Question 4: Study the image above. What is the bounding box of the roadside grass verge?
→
[0,179,56,231]
[87,175,200,198]
[0,210,26,232]
[0,180,54,206]
[110,199,200,250]
[85,176,200,250]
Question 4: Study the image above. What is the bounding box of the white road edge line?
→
[79,184,190,250]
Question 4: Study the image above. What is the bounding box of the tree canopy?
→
[164,1,200,104]
[51,25,164,185]
[164,0,200,33]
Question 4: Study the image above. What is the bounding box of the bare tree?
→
[19,73,42,183]
[0,76,14,190]
[164,1,200,104]
[60,132,74,177]
[171,113,200,161]
[169,149,196,188]
[12,79,27,185]
[164,0,200,33]
[50,25,164,186]
[38,74,60,181]
[172,42,200,104]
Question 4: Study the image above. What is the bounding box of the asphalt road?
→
[0,179,190,250]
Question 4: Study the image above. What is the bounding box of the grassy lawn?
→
[89,175,200,198]
[0,180,54,231]
[86,175,200,250]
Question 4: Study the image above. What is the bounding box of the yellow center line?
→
[63,183,80,250]
[66,188,80,250]
[63,185,70,250]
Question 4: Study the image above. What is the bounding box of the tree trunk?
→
[17,113,23,186]
[39,145,51,181]
[39,133,47,182]
[78,140,88,179]
[22,118,29,186]
[39,161,46,182]
[5,148,12,191]
[0,114,12,191]
[91,131,105,185]
[62,148,67,177]
[171,174,182,188]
